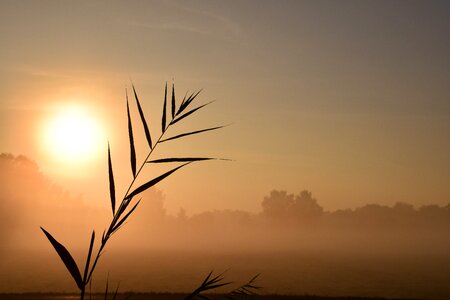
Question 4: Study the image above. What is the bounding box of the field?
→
[1,249,448,300]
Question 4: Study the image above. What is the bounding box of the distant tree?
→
[291,190,324,221]
[261,190,323,224]
[261,190,294,220]
[418,204,450,226]
[0,153,95,253]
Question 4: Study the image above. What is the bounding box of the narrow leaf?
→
[132,84,153,149]
[229,273,262,297]
[83,231,95,284]
[111,199,141,233]
[126,163,190,200]
[147,157,218,163]
[248,273,260,285]
[201,271,213,287]
[209,272,226,285]
[172,101,215,125]
[160,126,224,143]
[40,227,83,290]
[126,93,136,178]
[177,90,189,115]
[202,282,232,291]
[162,82,167,132]
[108,197,132,236]
[112,282,121,300]
[108,143,116,215]
[177,89,202,115]
[171,82,176,119]
[185,89,202,107]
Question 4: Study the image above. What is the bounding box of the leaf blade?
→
[171,82,176,119]
[83,230,95,284]
[172,101,215,125]
[162,82,167,132]
[147,157,218,163]
[177,89,202,115]
[126,163,190,200]
[202,282,232,291]
[132,84,153,149]
[126,93,137,178]
[108,143,116,215]
[41,227,84,290]
[160,126,225,143]
[111,199,141,233]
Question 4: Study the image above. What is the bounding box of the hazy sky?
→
[1,0,449,214]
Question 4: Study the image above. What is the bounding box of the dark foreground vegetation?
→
[0,293,424,300]
[1,154,449,299]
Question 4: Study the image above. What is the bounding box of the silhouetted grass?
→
[40,82,227,299]
[185,271,231,300]
[227,274,262,299]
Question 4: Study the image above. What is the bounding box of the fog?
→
[1,154,449,298]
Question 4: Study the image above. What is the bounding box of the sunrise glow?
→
[43,105,104,162]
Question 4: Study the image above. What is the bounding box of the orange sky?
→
[0,0,449,214]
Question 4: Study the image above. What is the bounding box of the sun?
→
[43,105,104,163]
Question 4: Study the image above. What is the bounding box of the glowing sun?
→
[44,105,104,162]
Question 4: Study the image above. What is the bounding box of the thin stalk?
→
[85,117,175,285]
[80,287,86,300]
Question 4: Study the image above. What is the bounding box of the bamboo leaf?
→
[126,163,190,200]
[126,93,137,178]
[202,282,232,291]
[111,199,141,233]
[40,227,83,290]
[177,89,202,115]
[132,84,153,149]
[177,90,189,115]
[177,91,193,115]
[229,273,262,297]
[147,157,218,163]
[83,231,95,284]
[162,82,167,132]
[108,196,133,236]
[160,126,225,143]
[201,271,213,286]
[247,273,260,287]
[172,101,215,125]
[171,82,176,119]
[185,89,202,107]
[185,270,231,300]
[108,143,116,215]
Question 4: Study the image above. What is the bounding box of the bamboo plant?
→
[40,82,224,299]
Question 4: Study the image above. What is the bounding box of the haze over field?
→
[0,0,449,299]
[1,154,449,298]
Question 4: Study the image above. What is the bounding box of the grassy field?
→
[1,249,448,299]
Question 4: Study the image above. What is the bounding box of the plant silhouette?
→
[40,82,224,299]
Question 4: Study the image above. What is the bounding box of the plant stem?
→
[84,118,174,290]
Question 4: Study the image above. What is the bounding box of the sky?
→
[0,0,449,214]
